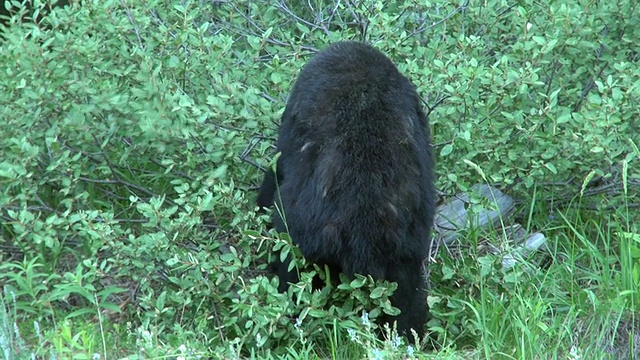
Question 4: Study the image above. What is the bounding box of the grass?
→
[1,198,637,359]
[1,1,638,358]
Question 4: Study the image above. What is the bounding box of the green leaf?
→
[441,144,454,156]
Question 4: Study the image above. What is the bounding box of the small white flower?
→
[371,348,384,360]
[390,335,403,350]
[347,328,358,341]
[360,312,371,326]
[407,345,414,357]
[33,321,41,337]
[569,346,582,359]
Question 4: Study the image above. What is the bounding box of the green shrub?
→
[0,0,638,357]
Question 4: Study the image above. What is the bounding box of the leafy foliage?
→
[0,0,638,358]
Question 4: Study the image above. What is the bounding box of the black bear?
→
[257,41,436,341]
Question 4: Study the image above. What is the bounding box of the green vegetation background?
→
[0,0,638,359]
